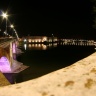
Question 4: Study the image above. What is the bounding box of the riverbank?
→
[0,72,10,87]
[0,52,96,96]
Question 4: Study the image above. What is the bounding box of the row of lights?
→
[0,11,19,39]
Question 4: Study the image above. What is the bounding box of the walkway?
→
[0,52,96,95]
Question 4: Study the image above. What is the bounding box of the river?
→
[4,43,95,84]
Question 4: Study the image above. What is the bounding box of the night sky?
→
[0,0,95,39]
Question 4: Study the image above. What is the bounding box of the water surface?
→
[5,44,95,83]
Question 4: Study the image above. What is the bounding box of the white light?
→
[2,12,8,19]
[24,44,27,50]
[43,37,47,42]
[10,24,14,28]
[24,39,27,42]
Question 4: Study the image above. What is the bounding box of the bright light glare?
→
[24,39,27,42]
[43,37,47,42]
[2,12,8,19]
[10,24,14,28]
[24,44,27,50]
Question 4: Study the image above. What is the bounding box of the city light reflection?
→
[24,44,27,50]
[23,43,58,50]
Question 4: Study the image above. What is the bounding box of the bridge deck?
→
[0,38,14,48]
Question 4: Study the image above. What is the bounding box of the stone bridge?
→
[0,38,28,86]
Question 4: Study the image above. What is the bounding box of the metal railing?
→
[0,37,13,43]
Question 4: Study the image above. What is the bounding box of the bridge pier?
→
[0,40,15,72]
[0,39,28,74]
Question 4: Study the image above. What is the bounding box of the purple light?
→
[0,56,11,73]
[12,42,16,54]
[0,56,29,73]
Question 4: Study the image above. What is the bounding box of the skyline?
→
[0,0,95,39]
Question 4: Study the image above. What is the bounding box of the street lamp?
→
[10,24,19,39]
[10,24,14,37]
[2,12,8,36]
[10,24,14,28]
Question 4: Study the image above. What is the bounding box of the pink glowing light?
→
[0,56,11,73]
[12,42,16,54]
[0,56,29,73]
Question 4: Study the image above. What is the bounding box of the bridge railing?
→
[0,37,13,44]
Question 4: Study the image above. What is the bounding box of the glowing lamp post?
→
[2,12,8,36]
[10,24,14,28]
[10,24,14,37]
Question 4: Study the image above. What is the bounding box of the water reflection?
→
[24,44,27,50]
[23,43,58,50]
[5,42,95,84]
[23,40,94,51]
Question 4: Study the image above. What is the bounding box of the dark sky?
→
[0,0,94,39]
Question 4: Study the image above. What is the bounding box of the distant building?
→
[21,36,58,43]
